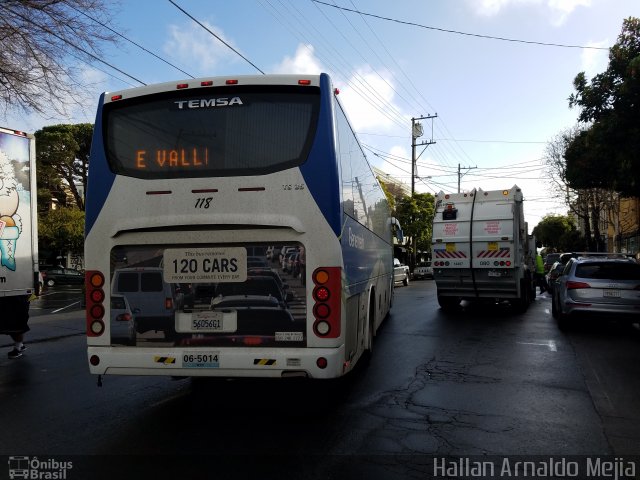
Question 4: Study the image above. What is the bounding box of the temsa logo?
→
[174,97,243,109]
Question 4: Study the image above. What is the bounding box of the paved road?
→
[1,280,638,478]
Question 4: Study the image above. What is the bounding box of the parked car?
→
[543,253,561,273]
[41,267,84,287]
[110,294,136,345]
[215,275,293,307]
[393,258,410,286]
[111,267,176,338]
[413,261,433,280]
[551,254,640,329]
[545,261,566,294]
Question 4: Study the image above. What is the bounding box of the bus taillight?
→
[86,271,105,337]
[312,267,341,338]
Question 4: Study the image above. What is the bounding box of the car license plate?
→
[192,311,224,330]
[182,351,220,368]
[488,270,502,277]
[603,289,621,298]
[163,247,247,283]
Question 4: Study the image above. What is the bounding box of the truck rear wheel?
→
[437,294,459,311]
[512,278,531,313]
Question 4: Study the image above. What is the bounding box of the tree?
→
[38,207,85,262]
[35,123,93,210]
[395,193,435,264]
[0,0,119,118]
[567,17,640,197]
[545,127,623,252]
[532,214,585,252]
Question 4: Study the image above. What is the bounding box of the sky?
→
[2,0,639,230]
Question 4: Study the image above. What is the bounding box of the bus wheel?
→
[365,294,375,355]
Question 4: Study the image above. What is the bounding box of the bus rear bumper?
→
[87,344,348,380]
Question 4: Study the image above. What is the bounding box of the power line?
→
[0,3,147,86]
[311,1,610,50]
[69,5,195,79]
[168,0,266,75]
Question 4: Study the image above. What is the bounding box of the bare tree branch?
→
[0,0,122,118]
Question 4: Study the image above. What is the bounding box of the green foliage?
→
[395,193,435,253]
[35,123,93,210]
[38,207,85,257]
[532,214,585,251]
[567,17,640,197]
[377,178,396,212]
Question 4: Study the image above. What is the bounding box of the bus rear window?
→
[103,85,320,179]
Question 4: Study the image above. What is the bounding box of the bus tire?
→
[365,292,376,356]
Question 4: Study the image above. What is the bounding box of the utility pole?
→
[411,114,437,196]
[409,114,437,270]
[457,163,477,193]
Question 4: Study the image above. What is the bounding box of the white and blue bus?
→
[85,73,398,380]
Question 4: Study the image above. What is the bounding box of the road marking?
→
[52,301,80,314]
[517,340,558,352]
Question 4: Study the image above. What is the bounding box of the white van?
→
[111,267,176,339]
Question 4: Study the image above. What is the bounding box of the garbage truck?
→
[431,185,536,311]
[0,127,39,306]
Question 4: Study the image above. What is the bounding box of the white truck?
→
[0,127,39,304]
[431,185,536,312]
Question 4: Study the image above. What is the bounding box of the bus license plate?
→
[603,290,621,298]
[182,351,220,368]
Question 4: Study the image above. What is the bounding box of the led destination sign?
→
[135,148,209,170]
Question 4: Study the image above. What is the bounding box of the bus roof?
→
[104,74,325,104]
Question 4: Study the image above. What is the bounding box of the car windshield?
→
[575,262,640,281]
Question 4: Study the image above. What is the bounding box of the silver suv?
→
[551,253,640,328]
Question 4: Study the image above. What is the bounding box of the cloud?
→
[338,66,406,131]
[471,0,591,24]
[163,21,237,73]
[272,44,323,74]
[579,40,609,78]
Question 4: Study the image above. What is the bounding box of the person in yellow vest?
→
[535,253,548,294]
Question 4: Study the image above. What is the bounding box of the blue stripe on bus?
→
[341,215,392,293]
[299,73,342,238]
[85,94,116,237]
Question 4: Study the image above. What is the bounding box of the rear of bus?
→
[85,74,359,379]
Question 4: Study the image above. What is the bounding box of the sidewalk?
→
[0,309,85,348]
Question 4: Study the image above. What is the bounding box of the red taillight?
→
[117,313,132,322]
[313,286,330,302]
[567,281,591,290]
[86,271,106,337]
[312,267,341,338]
[165,298,173,310]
